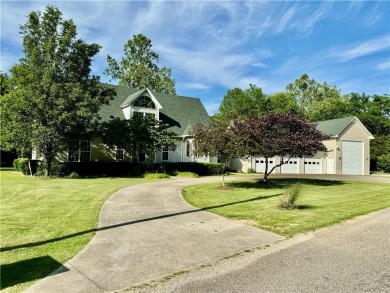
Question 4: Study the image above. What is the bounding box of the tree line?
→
[213,76,389,172]
[0,5,388,175]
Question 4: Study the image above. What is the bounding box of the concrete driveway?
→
[25,177,283,293]
[25,174,389,292]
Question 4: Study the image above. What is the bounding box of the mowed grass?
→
[0,170,151,293]
[182,179,390,238]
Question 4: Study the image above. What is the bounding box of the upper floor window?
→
[132,111,156,120]
[133,96,155,109]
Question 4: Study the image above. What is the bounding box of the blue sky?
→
[1,1,389,114]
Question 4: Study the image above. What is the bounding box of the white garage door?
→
[255,157,275,173]
[281,158,299,174]
[342,141,364,175]
[304,159,322,174]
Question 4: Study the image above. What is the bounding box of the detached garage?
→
[317,116,374,175]
[230,116,373,176]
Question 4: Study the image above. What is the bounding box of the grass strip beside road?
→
[0,170,150,293]
[182,178,390,238]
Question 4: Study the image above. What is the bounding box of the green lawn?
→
[182,179,390,238]
[0,170,153,293]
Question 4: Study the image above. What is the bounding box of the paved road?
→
[25,177,283,293]
[132,208,390,293]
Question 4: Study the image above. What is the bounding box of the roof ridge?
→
[314,116,356,124]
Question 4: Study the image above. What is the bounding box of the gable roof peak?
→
[315,116,373,139]
[120,88,162,109]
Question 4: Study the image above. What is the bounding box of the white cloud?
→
[377,61,390,70]
[253,62,267,68]
[182,82,210,90]
[290,2,333,36]
[156,44,259,90]
[235,76,268,90]
[276,7,296,34]
[364,3,383,27]
[330,35,390,62]
[203,101,220,115]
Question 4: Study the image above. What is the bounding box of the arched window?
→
[133,96,155,109]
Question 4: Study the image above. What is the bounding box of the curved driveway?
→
[25,174,389,292]
[26,176,283,293]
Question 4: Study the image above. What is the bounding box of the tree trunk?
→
[45,157,52,177]
[28,160,33,176]
[263,157,269,183]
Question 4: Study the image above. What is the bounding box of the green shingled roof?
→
[315,116,357,137]
[98,84,210,136]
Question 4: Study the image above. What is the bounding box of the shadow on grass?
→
[296,204,317,210]
[1,193,281,252]
[0,167,15,172]
[229,178,345,189]
[0,256,66,290]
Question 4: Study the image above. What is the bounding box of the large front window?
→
[68,141,91,162]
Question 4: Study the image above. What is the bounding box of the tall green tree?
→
[308,96,351,122]
[0,72,14,96]
[104,34,176,95]
[100,114,176,164]
[286,74,342,117]
[215,84,267,124]
[0,5,115,175]
[267,92,302,116]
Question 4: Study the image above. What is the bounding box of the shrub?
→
[162,162,225,176]
[36,162,69,177]
[377,154,390,173]
[143,173,170,179]
[64,162,134,177]
[173,171,199,178]
[247,168,256,174]
[278,182,302,209]
[68,172,80,179]
[13,158,30,175]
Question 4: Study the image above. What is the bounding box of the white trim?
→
[335,117,374,139]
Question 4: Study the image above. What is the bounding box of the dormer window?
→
[121,89,162,120]
[133,96,155,109]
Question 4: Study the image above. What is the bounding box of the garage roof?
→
[315,116,374,139]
